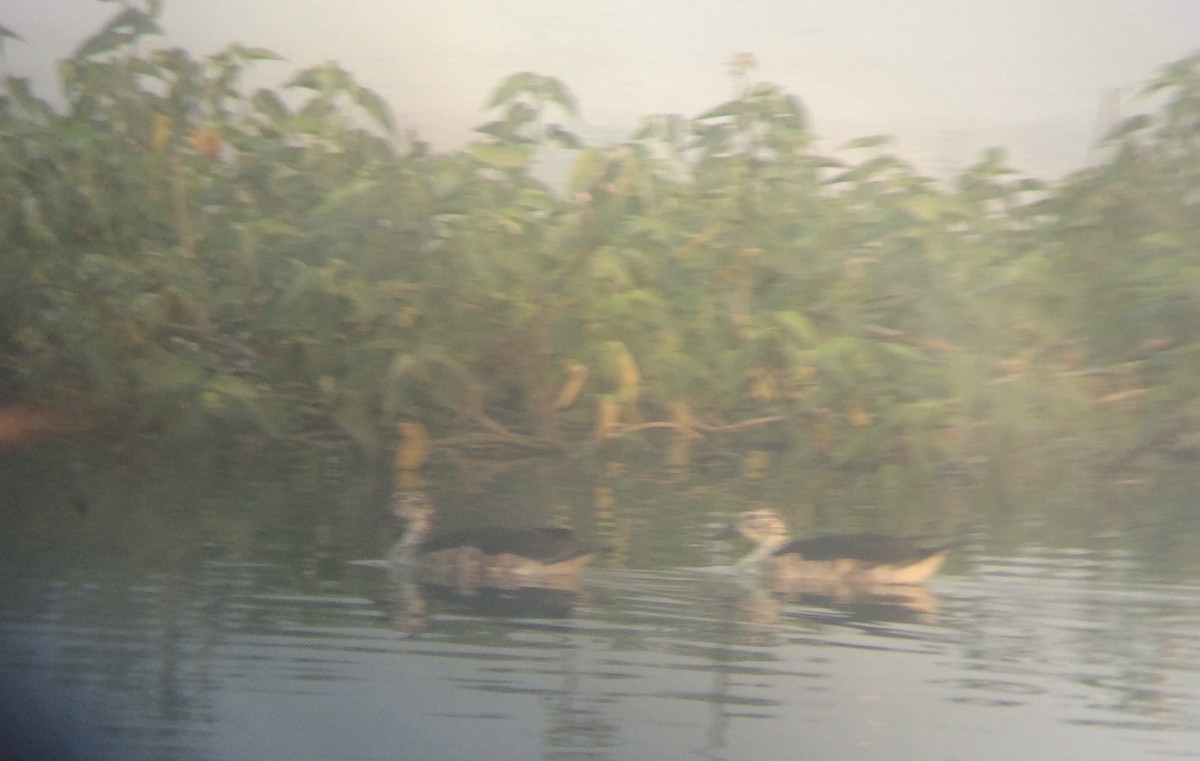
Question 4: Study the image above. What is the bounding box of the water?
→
[1,446,1198,760]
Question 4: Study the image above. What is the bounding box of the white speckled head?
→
[733,509,790,548]
[731,509,791,559]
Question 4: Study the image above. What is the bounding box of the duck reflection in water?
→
[386,489,609,630]
[720,509,960,625]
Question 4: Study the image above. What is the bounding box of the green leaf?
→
[317,176,382,214]
[517,187,559,212]
[501,101,537,131]
[568,148,607,192]
[546,124,582,149]
[781,93,808,126]
[252,89,290,121]
[286,63,352,95]
[697,99,742,121]
[207,375,280,436]
[881,342,926,363]
[278,263,325,308]
[841,135,892,150]
[3,76,51,118]
[1101,114,1152,143]
[332,396,380,453]
[542,75,580,118]
[74,8,161,58]
[354,85,397,133]
[108,7,161,36]
[247,218,304,238]
[905,194,943,223]
[774,311,820,346]
[133,352,205,396]
[285,69,321,90]
[473,120,513,139]
[21,197,57,244]
[486,71,538,108]
[468,142,532,168]
[231,44,284,62]
[74,30,127,59]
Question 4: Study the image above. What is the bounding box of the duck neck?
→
[737,540,781,570]
[399,524,426,549]
[388,538,416,565]
[397,506,432,547]
[389,518,430,567]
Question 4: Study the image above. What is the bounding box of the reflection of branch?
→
[616,421,697,436]
[473,408,520,438]
[612,414,787,438]
[863,323,915,345]
[433,432,563,453]
[691,414,787,433]
[450,381,566,452]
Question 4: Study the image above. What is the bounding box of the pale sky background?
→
[4,0,1200,178]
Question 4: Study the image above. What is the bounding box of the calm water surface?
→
[1,447,1198,760]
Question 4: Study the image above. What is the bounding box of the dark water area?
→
[1,444,1198,761]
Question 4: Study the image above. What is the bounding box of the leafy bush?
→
[2,4,1198,484]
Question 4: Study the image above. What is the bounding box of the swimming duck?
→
[723,509,958,585]
[388,490,608,590]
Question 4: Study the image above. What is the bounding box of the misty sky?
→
[4,0,1199,178]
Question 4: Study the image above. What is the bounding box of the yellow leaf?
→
[398,305,420,328]
[744,450,770,479]
[674,224,720,258]
[596,395,620,440]
[793,365,818,382]
[593,485,614,511]
[813,414,837,453]
[995,354,1029,376]
[395,422,430,472]
[552,363,589,410]
[611,344,640,417]
[848,402,872,427]
[567,148,607,194]
[395,470,425,490]
[201,390,224,413]
[671,400,693,428]
[152,113,171,151]
[188,128,222,157]
[747,367,776,400]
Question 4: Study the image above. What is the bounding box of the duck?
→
[388,489,608,591]
[722,509,959,586]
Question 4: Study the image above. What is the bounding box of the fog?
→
[5,0,1200,177]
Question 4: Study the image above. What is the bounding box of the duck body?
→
[767,533,956,585]
[419,526,602,569]
[389,490,607,591]
[726,509,957,585]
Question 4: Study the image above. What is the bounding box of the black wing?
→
[778,533,951,564]
[421,526,607,564]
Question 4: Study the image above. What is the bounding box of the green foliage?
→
[2,3,1198,481]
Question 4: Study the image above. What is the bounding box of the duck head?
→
[721,509,791,564]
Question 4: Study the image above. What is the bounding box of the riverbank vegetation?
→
[3,3,1199,492]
